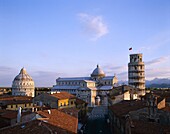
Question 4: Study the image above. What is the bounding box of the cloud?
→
[145,68,170,80]
[31,71,63,87]
[146,56,170,65]
[0,66,18,86]
[78,13,108,40]
[102,64,128,81]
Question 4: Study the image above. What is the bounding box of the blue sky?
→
[0,0,170,86]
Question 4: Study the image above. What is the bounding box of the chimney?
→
[17,107,22,123]
[48,110,51,114]
[39,101,43,107]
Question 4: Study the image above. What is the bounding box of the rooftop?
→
[52,85,80,90]
[37,109,78,133]
[131,119,170,134]
[59,107,79,118]
[109,100,146,117]
[0,110,32,119]
[0,119,77,134]
[56,77,91,81]
[161,105,170,112]
[75,98,87,105]
[50,92,76,100]
[0,96,33,105]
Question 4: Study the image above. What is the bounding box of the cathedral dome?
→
[12,68,35,97]
[91,65,105,78]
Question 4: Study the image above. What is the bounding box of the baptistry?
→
[12,68,35,97]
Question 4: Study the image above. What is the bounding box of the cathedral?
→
[52,65,118,106]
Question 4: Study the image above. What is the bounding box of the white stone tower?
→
[128,54,145,95]
[12,68,35,97]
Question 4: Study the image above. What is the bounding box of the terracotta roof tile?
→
[0,109,78,134]
[75,98,86,105]
[50,92,76,100]
[0,96,33,106]
[59,107,79,118]
[0,110,31,119]
[161,106,170,112]
[109,100,146,117]
[0,120,76,134]
[37,109,78,133]
[131,119,168,134]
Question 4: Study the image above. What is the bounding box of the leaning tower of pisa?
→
[128,53,145,95]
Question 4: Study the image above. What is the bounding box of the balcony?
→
[129,80,145,84]
[128,69,144,72]
[128,75,145,78]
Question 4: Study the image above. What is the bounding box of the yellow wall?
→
[6,103,33,110]
[58,98,76,109]
[58,99,69,108]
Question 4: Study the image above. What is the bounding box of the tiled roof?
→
[78,87,97,91]
[56,77,91,81]
[0,119,77,134]
[0,110,31,119]
[59,107,79,118]
[52,85,80,90]
[83,80,95,83]
[161,106,170,112]
[98,85,113,90]
[37,109,78,133]
[0,96,33,106]
[102,76,115,80]
[109,100,146,117]
[0,96,33,101]
[50,92,76,99]
[131,119,169,134]
[75,98,86,105]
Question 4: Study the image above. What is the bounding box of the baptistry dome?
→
[12,68,35,97]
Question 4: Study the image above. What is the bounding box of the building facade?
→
[12,68,35,97]
[52,65,118,106]
[33,91,76,109]
[0,96,33,111]
[128,54,145,95]
[108,85,141,106]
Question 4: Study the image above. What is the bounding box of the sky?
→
[0,0,170,87]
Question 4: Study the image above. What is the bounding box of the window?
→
[25,104,27,107]
[11,105,13,108]
[16,105,18,108]
[71,101,73,105]
[140,58,142,62]
[134,58,136,62]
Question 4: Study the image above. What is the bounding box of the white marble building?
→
[52,65,118,106]
[128,53,145,96]
[12,68,35,97]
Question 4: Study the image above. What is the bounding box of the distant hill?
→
[146,78,170,88]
